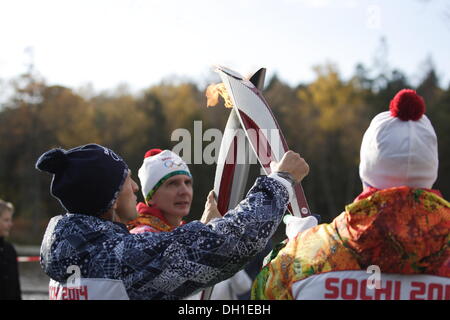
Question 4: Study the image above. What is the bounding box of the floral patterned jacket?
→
[252,187,450,300]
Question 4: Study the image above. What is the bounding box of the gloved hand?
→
[284,214,318,240]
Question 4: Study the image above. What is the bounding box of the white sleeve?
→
[229,269,253,295]
[268,173,294,203]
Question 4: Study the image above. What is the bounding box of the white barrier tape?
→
[17,256,40,262]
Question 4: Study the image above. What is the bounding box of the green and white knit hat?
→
[138,149,191,204]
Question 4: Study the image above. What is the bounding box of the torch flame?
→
[206,83,234,108]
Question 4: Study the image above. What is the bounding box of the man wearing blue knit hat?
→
[36,143,309,300]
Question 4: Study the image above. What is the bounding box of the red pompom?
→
[389,89,426,121]
[144,148,162,158]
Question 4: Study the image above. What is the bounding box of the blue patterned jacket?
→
[40,176,290,300]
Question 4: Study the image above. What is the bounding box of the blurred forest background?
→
[1,53,449,245]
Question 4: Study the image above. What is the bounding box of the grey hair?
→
[0,199,14,216]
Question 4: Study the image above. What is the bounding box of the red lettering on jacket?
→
[49,286,60,300]
[341,279,358,300]
[360,280,373,300]
[321,277,447,300]
[374,280,393,300]
[79,286,88,300]
[428,283,443,300]
[61,287,68,300]
[324,278,339,299]
[394,281,401,300]
[54,286,89,300]
[410,281,426,300]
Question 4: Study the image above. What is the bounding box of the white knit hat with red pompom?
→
[359,89,438,190]
[138,149,191,204]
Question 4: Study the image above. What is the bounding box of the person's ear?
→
[111,202,120,222]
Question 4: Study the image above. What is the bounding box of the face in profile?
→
[0,210,13,238]
[151,175,193,219]
[114,171,139,224]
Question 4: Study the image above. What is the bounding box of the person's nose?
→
[178,183,191,196]
[132,179,139,193]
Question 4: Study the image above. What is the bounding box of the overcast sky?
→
[1,0,449,94]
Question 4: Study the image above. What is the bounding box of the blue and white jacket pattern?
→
[40,176,289,300]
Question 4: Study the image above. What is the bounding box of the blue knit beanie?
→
[35,144,129,216]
